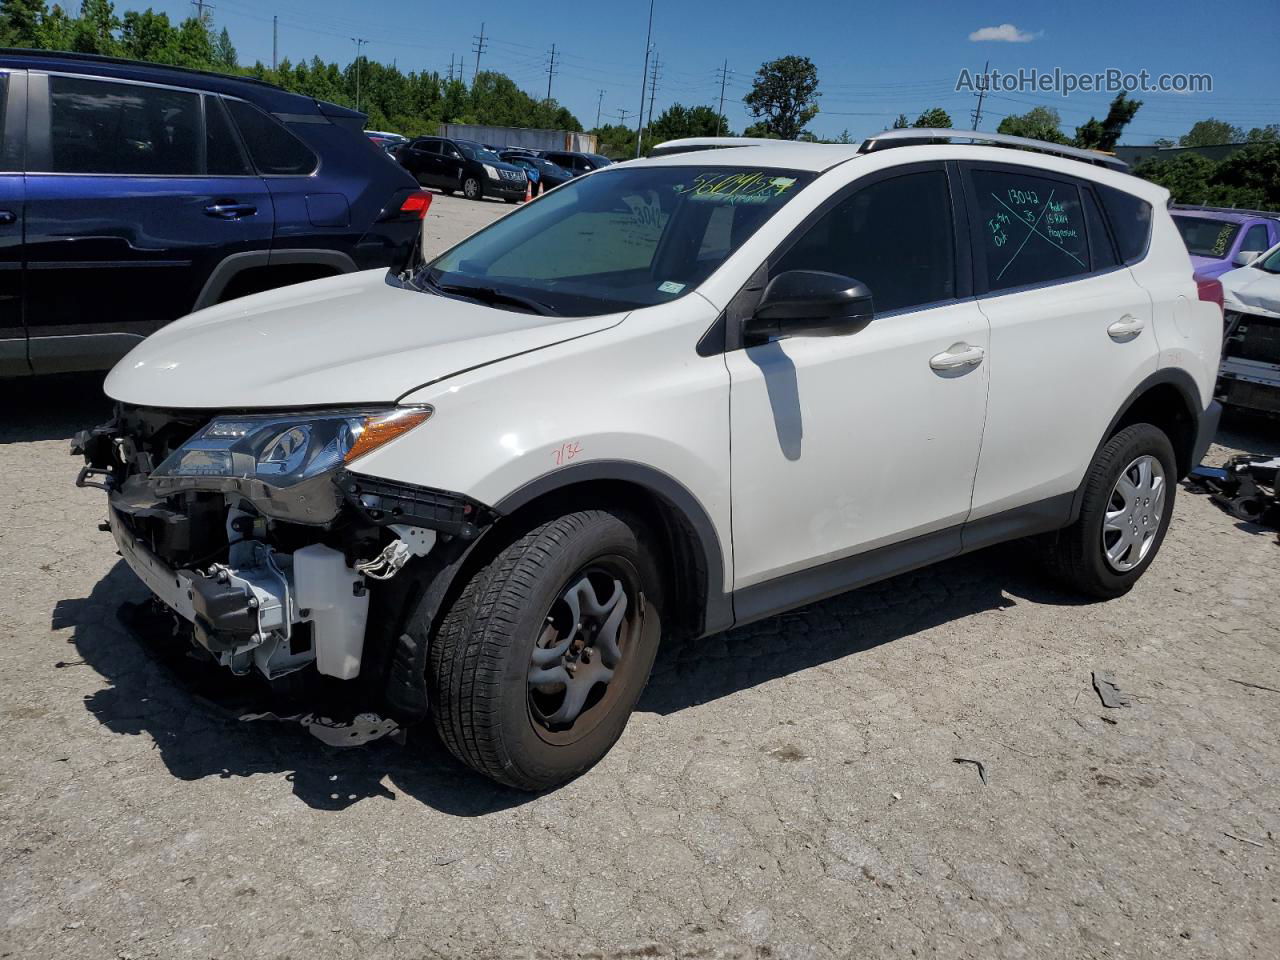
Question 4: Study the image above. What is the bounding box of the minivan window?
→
[972,169,1089,291]
[426,166,815,316]
[204,96,251,176]
[49,75,200,175]
[1240,223,1270,255]
[773,169,955,313]
[1172,215,1241,258]
[224,98,317,176]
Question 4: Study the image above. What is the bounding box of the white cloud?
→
[969,23,1039,43]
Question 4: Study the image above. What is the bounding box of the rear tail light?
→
[1195,273,1224,314]
[399,191,433,220]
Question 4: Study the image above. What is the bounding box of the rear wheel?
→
[1039,423,1177,598]
[427,509,662,790]
[462,176,482,201]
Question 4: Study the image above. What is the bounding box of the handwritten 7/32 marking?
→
[990,190,1086,281]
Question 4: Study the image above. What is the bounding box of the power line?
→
[635,0,655,158]
[716,60,731,134]
[545,43,558,102]
[472,22,488,82]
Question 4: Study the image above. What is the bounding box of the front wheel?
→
[1038,423,1177,598]
[462,176,482,201]
[427,509,663,790]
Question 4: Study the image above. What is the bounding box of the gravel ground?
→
[2,192,1279,960]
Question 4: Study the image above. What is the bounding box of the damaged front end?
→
[73,404,494,695]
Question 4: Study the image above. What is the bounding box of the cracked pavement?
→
[2,193,1279,959]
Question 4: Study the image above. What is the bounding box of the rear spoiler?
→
[314,99,367,131]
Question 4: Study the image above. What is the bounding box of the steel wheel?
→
[527,561,638,746]
[1102,454,1167,572]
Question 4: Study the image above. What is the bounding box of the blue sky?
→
[148,0,1278,144]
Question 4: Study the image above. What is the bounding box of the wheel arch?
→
[1070,368,1203,522]
[193,248,358,311]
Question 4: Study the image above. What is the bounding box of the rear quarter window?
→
[224,98,317,176]
[1097,184,1153,264]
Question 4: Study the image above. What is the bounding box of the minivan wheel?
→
[428,509,662,790]
[462,176,482,200]
[1038,423,1177,599]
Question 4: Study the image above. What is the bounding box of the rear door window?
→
[224,98,317,175]
[1241,223,1269,255]
[970,168,1089,292]
[48,74,200,175]
[204,95,250,176]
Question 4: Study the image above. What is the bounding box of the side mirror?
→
[744,270,875,341]
[1233,250,1261,267]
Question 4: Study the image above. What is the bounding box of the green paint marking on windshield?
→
[676,171,799,204]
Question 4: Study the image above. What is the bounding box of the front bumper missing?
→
[108,506,370,681]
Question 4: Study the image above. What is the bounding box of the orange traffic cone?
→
[538,180,544,196]
[523,179,532,203]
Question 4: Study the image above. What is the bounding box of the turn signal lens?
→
[344,407,432,464]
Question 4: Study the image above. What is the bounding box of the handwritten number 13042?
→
[552,441,582,466]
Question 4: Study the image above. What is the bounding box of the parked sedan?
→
[540,150,613,177]
[498,152,574,192]
[397,137,528,202]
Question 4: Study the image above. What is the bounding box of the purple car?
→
[1171,206,1280,278]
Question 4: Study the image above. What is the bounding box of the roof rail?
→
[858,128,1129,172]
[648,136,780,158]
[0,46,283,91]
[1170,203,1280,220]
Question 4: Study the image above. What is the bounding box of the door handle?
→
[204,202,257,219]
[0,210,15,225]
[1107,315,1145,341]
[929,343,985,372]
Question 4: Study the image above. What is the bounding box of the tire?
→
[1039,423,1177,599]
[462,176,482,201]
[428,509,663,790]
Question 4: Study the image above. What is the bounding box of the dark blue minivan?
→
[0,50,426,376]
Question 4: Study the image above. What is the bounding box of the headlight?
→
[483,164,500,180]
[153,407,431,487]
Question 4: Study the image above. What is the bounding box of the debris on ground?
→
[1092,671,1133,708]
[953,757,988,785]
[1227,678,1280,695]
[1222,832,1266,848]
[1187,456,1280,530]
[239,710,400,746]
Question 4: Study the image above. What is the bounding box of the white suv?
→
[75,130,1223,790]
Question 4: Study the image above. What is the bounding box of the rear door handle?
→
[204,202,257,219]
[1107,315,1145,341]
[929,343,985,372]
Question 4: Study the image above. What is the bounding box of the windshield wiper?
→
[417,272,558,316]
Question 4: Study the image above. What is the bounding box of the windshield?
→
[1173,215,1242,258]
[459,141,503,163]
[423,165,815,316]
[1256,245,1280,274]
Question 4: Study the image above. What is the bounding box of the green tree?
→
[120,9,178,63]
[1073,93,1142,151]
[996,106,1068,144]
[0,0,48,46]
[1179,118,1243,147]
[592,122,637,159]
[914,107,952,128]
[213,25,236,70]
[72,0,121,55]
[1245,124,1280,144]
[647,103,724,147]
[743,54,820,140]
[891,113,909,129]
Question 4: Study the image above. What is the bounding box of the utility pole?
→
[646,54,661,132]
[447,53,454,83]
[271,15,277,71]
[472,22,488,83]
[970,59,989,131]
[351,37,367,112]
[635,0,655,158]
[615,108,631,126]
[716,60,731,135]
[596,89,605,128]
[545,43,558,102]
[191,0,213,21]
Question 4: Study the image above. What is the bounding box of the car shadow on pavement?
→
[57,563,532,816]
[0,372,112,444]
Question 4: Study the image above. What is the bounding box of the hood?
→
[104,270,623,409]
[1220,265,1280,319]
[1190,254,1229,277]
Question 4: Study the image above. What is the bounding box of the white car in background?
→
[75,130,1223,790]
[1217,243,1280,415]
